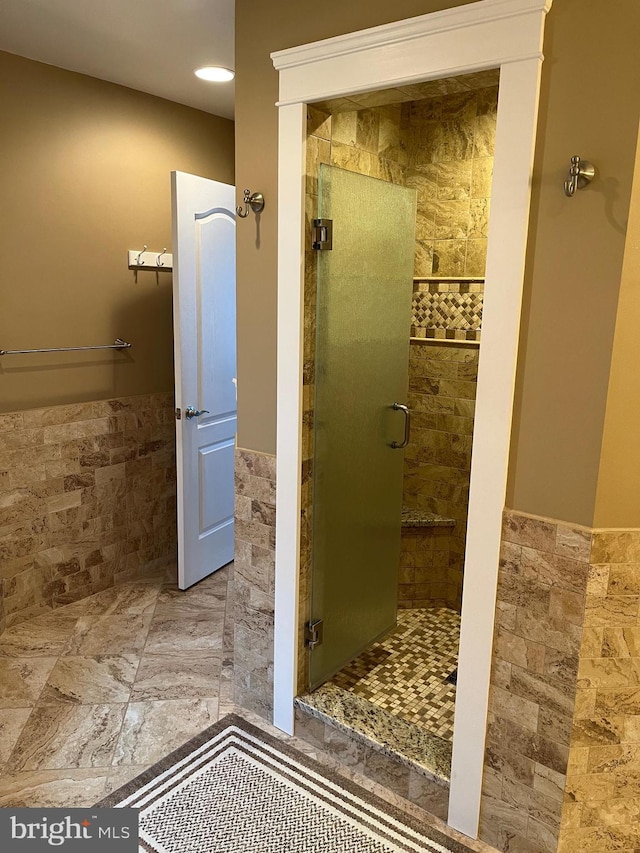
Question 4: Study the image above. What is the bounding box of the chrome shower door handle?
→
[391,402,411,449]
[185,406,210,420]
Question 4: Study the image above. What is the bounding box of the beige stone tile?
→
[607,564,640,595]
[355,108,380,153]
[7,702,126,771]
[549,586,585,625]
[496,572,550,615]
[586,743,640,774]
[0,708,32,763]
[602,626,640,658]
[580,795,640,827]
[571,716,625,748]
[573,688,597,720]
[46,490,82,514]
[578,656,640,690]
[153,582,227,618]
[595,688,640,716]
[0,767,109,807]
[0,412,24,433]
[144,615,224,654]
[584,595,639,627]
[502,512,557,552]
[469,198,490,238]
[39,655,138,704]
[560,800,583,830]
[557,824,638,853]
[112,698,218,766]
[103,764,150,796]
[471,156,493,198]
[538,706,573,747]
[474,113,496,157]
[493,628,545,673]
[0,612,78,657]
[434,199,470,240]
[509,667,574,719]
[130,652,222,701]
[591,531,640,565]
[307,106,331,140]
[331,110,358,146]
[526,815,561,852]
[567,746,590,776]
[556,525,592,562]
[61,613,153,656]
[580,627,604,658]
[330,141,379,177]
[432,239,466,276]
[490,684,539,731]
[587,564,610,596]
[564,771,614,803]
[436,160,472,200]
[0,658,57,708]
[533,762,566,803]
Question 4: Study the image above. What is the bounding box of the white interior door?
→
[171,171,237,589]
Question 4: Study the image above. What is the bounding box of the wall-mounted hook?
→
[564,155,595,197]
[236,188,265,218]
[128,248,173,271]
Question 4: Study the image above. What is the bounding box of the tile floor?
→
[0,569,498,853]
[0,562,234,807]
[331,607,461,741]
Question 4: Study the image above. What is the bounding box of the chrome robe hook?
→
[236,188,265,218]
[564,155,595,197]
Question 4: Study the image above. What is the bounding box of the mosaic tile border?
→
[411,279,484,342]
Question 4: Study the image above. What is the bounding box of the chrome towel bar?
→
[0,338,132,356]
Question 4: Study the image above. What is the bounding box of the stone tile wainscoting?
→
[0,394,177,631]
[233,448,276,719]
[480,510,640,853]
[479,509,591,853]
[559,529,640,853]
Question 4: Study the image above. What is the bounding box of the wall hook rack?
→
[564,155,595,197]
[236,188,265,218]
[128,247,173,271]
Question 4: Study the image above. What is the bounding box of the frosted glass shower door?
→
[309,164,416,689]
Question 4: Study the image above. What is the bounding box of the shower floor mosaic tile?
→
[331,607,461,741]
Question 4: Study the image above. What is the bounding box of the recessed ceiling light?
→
[194,66,234,83]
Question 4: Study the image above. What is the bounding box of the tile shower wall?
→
[479,509,591,853]
[405,86,496,278]
[233,448,277,719]
[402,341,479,611]
[558,530,640,853]
[0,394,177,629]
[302,78,496,682]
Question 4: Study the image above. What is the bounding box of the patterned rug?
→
[98,713,474,853]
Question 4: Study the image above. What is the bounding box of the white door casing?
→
[271,0,552,839]
[171,171,237,590]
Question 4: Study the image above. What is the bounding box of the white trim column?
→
[273,102,306,735]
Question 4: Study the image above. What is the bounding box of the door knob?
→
[185,406,210,419]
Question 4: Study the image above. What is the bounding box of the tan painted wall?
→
[593,122,640,529]
[0,51,234,413]
[235,0,640,525]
